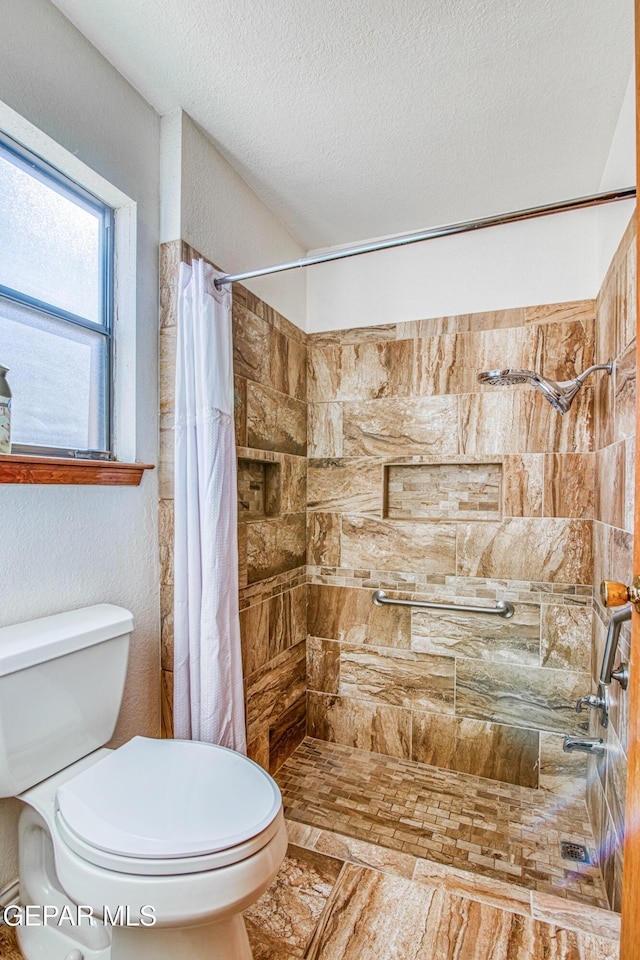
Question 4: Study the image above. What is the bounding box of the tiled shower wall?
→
[306,303,602,794]
[588,216,637,910]
[159,241,308,773]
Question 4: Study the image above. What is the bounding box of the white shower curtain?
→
[173,258,246,753]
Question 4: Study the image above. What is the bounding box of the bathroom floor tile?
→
[276,738,609,909]
[0,924,22,959]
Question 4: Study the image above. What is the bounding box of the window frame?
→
[0,130,115,459]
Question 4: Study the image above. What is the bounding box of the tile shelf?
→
[0,453,154,485]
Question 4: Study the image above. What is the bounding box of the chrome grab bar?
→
[372,590,515,619]
[599,603,632,688]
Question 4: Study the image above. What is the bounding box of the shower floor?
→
[276,738,609,910]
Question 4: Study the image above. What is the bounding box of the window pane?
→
[0,297,108,451]
[0,148,102,323]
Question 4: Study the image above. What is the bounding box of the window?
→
[0,131,114,458]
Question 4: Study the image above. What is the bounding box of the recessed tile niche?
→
[384,462,502,521]
[237,457,281,520]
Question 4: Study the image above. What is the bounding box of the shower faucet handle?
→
[601,578,640,613]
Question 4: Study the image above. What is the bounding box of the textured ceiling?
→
[51,0,633,250]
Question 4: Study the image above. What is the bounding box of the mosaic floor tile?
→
[277,738,609,908]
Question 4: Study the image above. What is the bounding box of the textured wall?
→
[306,300,600,793]
[588,215,636,911]
[159,241,307,772]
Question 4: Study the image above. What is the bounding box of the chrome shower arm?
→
[574,360,614,385]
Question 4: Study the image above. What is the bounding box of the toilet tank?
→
[0,605,132,797]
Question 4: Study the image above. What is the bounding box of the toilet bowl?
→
[0,606,288,960]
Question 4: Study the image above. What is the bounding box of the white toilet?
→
[0,604,288,960]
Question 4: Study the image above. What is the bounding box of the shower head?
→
[477,361,613,415]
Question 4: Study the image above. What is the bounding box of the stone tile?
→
[0,924,25,960]
[246,514,306,583]
[284,819,322,849]
[413,858,532,915]
[247,382,307,457]
[269,694,306,773]
[313,830,416,879]
[160,582,173,671]
[159,499,174,586]
[455,659,590,735]
[237,521,247,587]
[456,518,593,584]
[240,584,307,676]
[247,728,270,770]
[540,603,591,671]
[307,693,411,760]
[158,422,174,499]
[160,668,173,739]
[280,455,307,515]
[307,340,414,402]
[308,458,383,515]
[411,601,540,666]
[342,396,459,457]
[385,461,501,521]
[308,403,343,457]
[308,584,411,649]
[411,713,539,787]
[307,513,341,566]
[503,454,544,517]
[244,844,343,958]
[531,891,620,941]
[233,302,273,386]
[309,324,398,345]
[340,645,455,713]
[543,454,595,519]
[307,637,341,693]
[459,390,593,456]
[624,435,635,533]
[595,442,625,529]
[537,317,595,381]
[341,515,456,575]
[159,325,176,418]
[614,339,636,443]
[245,641,306,741]
[159,240,182,328]
[234,375,247,447]
[524,300,596,327]
[604,724,627,849]
[539,732,588,797]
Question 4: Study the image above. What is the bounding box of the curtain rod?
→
[213,186,636,288]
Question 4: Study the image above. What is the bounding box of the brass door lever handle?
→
[601,578,640,613]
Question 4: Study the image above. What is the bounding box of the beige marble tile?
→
[309,324,398,345]
[246,514,306,583]
[160,668,173,739]
[459,390,593,456]
[308,340,414,402]
[540,603,591,671]
[280,454,307,515]
[531,891,620,941]
[308,402,343,458]
[524,300,596,327]
[159,325,176,419]
[595,442,625,529]
[234,375,247,447]
[307,636,341,693]
[160,582,173,670]
[341,515,456,575]
[158,421,174,499]
[455,659,591,735]
[247,728,270,770]
[233,302,273,385]
[413,858,532,915]
[614,339,636,443]
[308,584,411,649]
[624,435,635,533]
[307,513,341,566]
[308,458,383,515]
[0,923,25,960]
[313,830,416,878]
[539,731,588,797]
[538,318,595,382]
[503,454,544,517]
[342,396,459,457]
[543,454,595,519]
[269,694,306,773]
[247,381,307,457]
[284,819,322,848]
[604,723,627,850]
[159,240,182,328]
[340,644,455,713]
[307,692,411,760]
[159,499,174,586]
[245,845,343,958]
[456,518,593,584]
[240,584,307,676]
[245,641,306,741]
[411,712,539,787]
[385,461,501,521]
[411,601,540,666]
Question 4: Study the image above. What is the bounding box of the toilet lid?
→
[55,737,282,860]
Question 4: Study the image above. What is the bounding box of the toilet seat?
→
[54,737,283,876]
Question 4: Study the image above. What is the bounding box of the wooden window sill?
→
[0,454,154,485]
